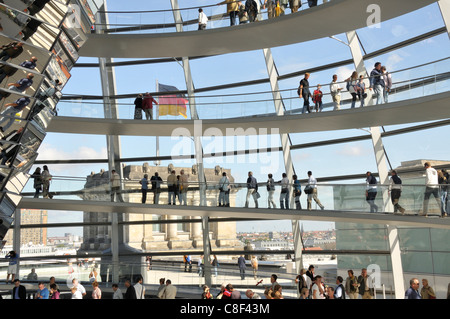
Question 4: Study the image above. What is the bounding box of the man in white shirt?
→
[198,8,208,30]
[330,74,342,111]
[112,283,123,299]
[306,171,324,210]
[71,278,86,299]
[422,162,442,216]
[134,276,145,299]
[279,173,289,209]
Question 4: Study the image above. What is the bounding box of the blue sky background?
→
[29,1,450,236]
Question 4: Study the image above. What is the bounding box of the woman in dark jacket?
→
[31,167,42,198]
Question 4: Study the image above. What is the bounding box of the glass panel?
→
[401,251,434,274]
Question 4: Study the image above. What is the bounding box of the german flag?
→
[157,83,188,118]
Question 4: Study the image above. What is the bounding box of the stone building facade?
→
[78,163,242,254]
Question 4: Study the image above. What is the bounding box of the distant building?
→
[78,163,243,254]
[3,209,47,246]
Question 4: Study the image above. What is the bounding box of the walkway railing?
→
[56,58,450,120]
[20,175,448,217]
[95,1,326,34]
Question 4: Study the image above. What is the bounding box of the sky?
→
[26,0,450,236]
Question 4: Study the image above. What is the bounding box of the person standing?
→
[312,84,323,112]
[365,171,378,213]
[142,92,158,120]
[330,74,342,111]
[306,171,324,210]
[263,0,276,19]
[357,268,374,299]
[217,0,241,26]
[311,275,325,299]
[389,170,406,214]
[41,165,53,199]
[91,281,102,299]
[167,170,177,205]
[198,8,208,30]
[133,94,143,119]
[420,278,436,299]
[158,279,177,299]
[356,74,367,107]
[405,278,421,299]
[35,282,49,299]
[422,162,442,217]
[245,171,259,208]
[238,3,249,24]
[238,255,246,280]
[12,279,26,299]
[346,71,359,109]
[245,0,258,22]
[211,255,219,277]
[218,171,230,207]
[381,66,392,103]
[298,73,312,114]
[134,276,145,299]
[49,283,60,299]
[295,269,308,297]
[179,169,189,206]
[112,283,123,299]
[139,174,149,204]
[334,276,346,299]
[251,255,258,279]
[31,167,42,198]
[150,172,163,204]
[110,169,123,202]
[6,251,18,283]
[369,62,385,105]
[439,169,448,217]
[279,173,289,209]
[72,278,86,299]
[267,173,276,208]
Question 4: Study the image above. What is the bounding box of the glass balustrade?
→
[56,58,450,120]
[21,175,447,217]
[96,1,329,35]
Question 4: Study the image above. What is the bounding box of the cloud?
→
[335,145,368,157]
[390,25,408,37]
[35,143,108,174]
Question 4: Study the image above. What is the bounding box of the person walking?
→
[356,74,367,107]
[179,169,189,206]
[346,71,359,109]
[357,268,374,299]
[31,167,42,198]
[365,171,378,213]
[369,62,385,105]
[422,162,442,217]
[11,279,26,299]
[389,170,406,214]
[345,269,359,299]
[306,171,324,210]
[298,73,312,114]
[330,74,342,111]
[381,66,392,103]
[217,0,241,26]
[279,173,289,209]
[211,255,219,277]
[245,171,259,208]
[267,173,276,208]
[198,8,208,30]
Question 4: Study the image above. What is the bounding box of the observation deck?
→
[78,0,437,58]
[47,91,450,136]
